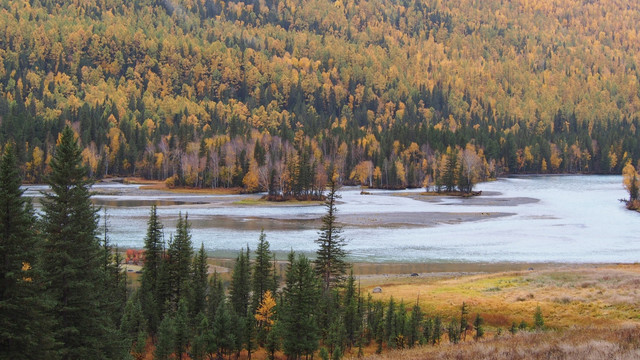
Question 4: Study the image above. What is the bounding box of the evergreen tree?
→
[343,269,360,348]
[473,313,484,340]
[251,230,276,313]
[448,317,461,344]
[154,315,175,360]
[422,317,433,345]
[0,143,55,359]
[384,297,397,348]
[140,205,164,333]
[212,300,236,359]
[189,243,209,324]
[190,313,215,360]
[315,178,348,292]
[442,148,458,192]
[460,301,469,341]
[230,246,251,316]
[432,316,442,345]
[173,299,190,360]
[534,306,545,330]
[207,271,225,320]
[280,253,321,360]
[40,126,120,359]
[406,301,423,347]
[120,291,147,356]
[165,212,193,310]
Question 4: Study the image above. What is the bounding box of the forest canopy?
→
[0,0,639,192]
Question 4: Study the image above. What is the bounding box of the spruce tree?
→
[315,178,348,292]
[173,299,190,360]
[165,212,193,311]
[280,253,321,359]
[343,270,360,348]
[407,301,423,347]
[251,230,276,313]
[120,291,147,355]
[189,243,208,323]
[154,315,175,360]
[0,144,55,359]
[473,313,484,340]
[432,316,442,345]
[40,126,120,359]
[230,246,251,317]
[212,300,236,359]
[140,205,164,333]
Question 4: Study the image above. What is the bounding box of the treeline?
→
[1,125,547,359]
[0,0,639,194]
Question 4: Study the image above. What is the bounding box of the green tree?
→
[140,205,164,333]
[40,126,120,359]
[534,306,545,330]
[0,143,55,359]
[460,301,469,341]
[165,213,193,310]
[432,316,442,345]
[212,300,236,359]
[406,301,423,347]
[473,313,484,340]
[173,299,190,360]
[251,230,276,313]
[154,315,175,360]
[189,243,208,323]
[120,291,147,356]
[448,317,461,344]
[280,253,321,360]
[442,148,458,192]
[315,179,348,292]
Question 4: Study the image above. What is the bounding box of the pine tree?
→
[154,315,175,360]
[443,148,458,192]
[251,230,276,313]
[190,313,215,360]
[343,269,360,348]
[120,291,147,356]
[140,205,164,333]
[473,313,484,340]
[212,300,236,359]
[406,301,423,347]
[448,317,461,344]
[40,126,120,359]
[280,253,321,360]
[534,306,545,330]
[315,178,348,292]
[0,143,55,359]
[460,301,469,341]
[173,299,190,360]
[189,243,208,323]
[422,317,433,345]
[432,316,442,345]
[230,246,251,316]
[207,271,225,320]
[165,212,193,311]
[384,297,397,348]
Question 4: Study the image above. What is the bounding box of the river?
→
[24,175,639,263]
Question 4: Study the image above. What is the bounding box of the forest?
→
[0,0,640,196]
[1,125,554,359]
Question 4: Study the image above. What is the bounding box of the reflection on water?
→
[92,199,207,207]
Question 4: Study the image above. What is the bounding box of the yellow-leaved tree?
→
[622,162,639,203]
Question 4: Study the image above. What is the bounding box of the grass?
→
[361,265,640,329]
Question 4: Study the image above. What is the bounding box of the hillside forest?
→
[1,0,640,196]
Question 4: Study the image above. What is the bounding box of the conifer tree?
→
[343,270,360,348]
[154,315,175,360]
[40,126,120,359]
[460,301,469,341]
[140,205,164,333]
[212,300,236,359]
[165,213,193,310]
[190,313,215,360]
[207,271,225,320]
[473,313,484,340]
[120,291,147,356]
[189,243,208,323]
[534,306,545,330]
[315,178,348,292]
[432,316,442,345]
[448,317,461,344]
[173,299,190,360]
[230,246,251,316]
[280,253,321,359]
[407,301,423,347]
[442,148,458,192]
[251,230,276,313]
[422,318,433,345]
[384,297,397,348]
[0,143,55,359]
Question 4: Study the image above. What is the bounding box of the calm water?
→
[25,176,640,263]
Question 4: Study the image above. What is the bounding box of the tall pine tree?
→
[140,205,164,333]
[251,230,276,313]
[315,178,348,292]
[40,126,120,359]
[0,144,55,359]
[165,212,193,311]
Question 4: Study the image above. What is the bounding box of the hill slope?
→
[0,0,638,190]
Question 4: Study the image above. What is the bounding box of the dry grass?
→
[363,325,640,360]
[361,265,640,329]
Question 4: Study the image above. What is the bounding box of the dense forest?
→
[0,0,639,194]
[0,127,547,359]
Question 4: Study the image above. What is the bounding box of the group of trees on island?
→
[1,125,549,359]
[1,0,640,196]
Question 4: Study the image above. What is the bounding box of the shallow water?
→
[24,175,640,263]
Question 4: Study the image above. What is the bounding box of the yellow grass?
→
[361,265,640,329]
